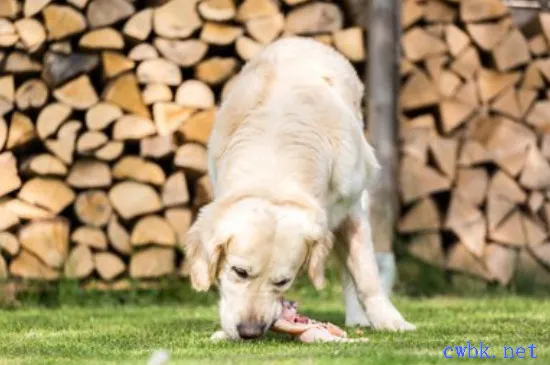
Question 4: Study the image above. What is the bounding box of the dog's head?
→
[182,197,332,340]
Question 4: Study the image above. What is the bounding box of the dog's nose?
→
[237,321,266,340]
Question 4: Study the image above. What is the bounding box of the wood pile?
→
[399,0,550,287]
[0,0,365,285]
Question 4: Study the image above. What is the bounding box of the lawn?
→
[0,279,548,365]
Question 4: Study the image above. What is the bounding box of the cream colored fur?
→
[183,37,415,340]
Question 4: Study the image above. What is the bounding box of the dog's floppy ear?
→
[304,218,333,291]
[181,203,231,292]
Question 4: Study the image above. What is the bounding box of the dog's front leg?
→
[335,214,416,331]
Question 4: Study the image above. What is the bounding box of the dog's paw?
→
[364,295,417,332]
[210,330,232,342]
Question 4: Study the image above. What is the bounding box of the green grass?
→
[0,278,549,365]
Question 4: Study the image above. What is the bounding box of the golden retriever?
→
[183,37,416,340]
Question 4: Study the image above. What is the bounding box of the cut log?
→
[195,57,238,85]
[14,18,46,53]
[153,0,202,39]
[526,101,550,132]
[22,153,68,177]
[424,0,456,23]
[445,24,470,57]
[102,52,135,80]
[425,54,448,82]
[200,22,242,45]
[165,208,192,244]
[0,19,18,48]
[15,79,48,110]
[175,80,215,109]
[0,152,21,198]
[59,118,84,137]
[542,134,550,159]
[455,79,480,106]
[522,62,545,90]
[4,52,42,73]
[193,175,213,208]
[129,247,175,278]
[94,252,125,280]
[237,0,279,21]
[0,75,14,103]
[19,178,75,214]
[64,244,94,279]
[71,226,108,250]
[76,132,108,154]
[19,218,70,268]
[87,0,134,28]
[478,69,521,103]
[0,205,19,231]
[529,242,550,268]
[0,118,6,150]
[153,102,195,136]
[95,141,125,162]
[445,194,486,257]
[131,215,176,247]
[103,73,150,118]
[284,2,342,35]
[42,52,99,88]
[79,27,124,50]
[43,5,87,41]
[113,156,166,186]
[460,0,508,22]
[401,0,423,29]
[466,19,511,51]
[522,214,547,247]
[439,99,476,134]
[7,112,36,149]
[447,243,490,280]
[36,103,72,140]
[489,210,526,247]
[236,36,264,60]
[143,83,173,105]
[408,233,445,268]
[178,109,215,145]
[455,168,488,206]
[129,43,159,61]
[246,13,284,45]
[488,170,527,203]
[492,29,531,72]
[140,136,174,161]
[399,155,452,203]
[137,58,182,86]
[86,102,123,131]
[107,216,131,255]
[436,70,461,98]
[490,88,520,120]
[450,46,481,79]
[67,160,112,189]
[519,145,550,190]
[24,0,52,17]
[198,0,236,21]
[333,27,365,62]
[123,8,153,41]
[10,250,59,281]
[113,115,156,140]
[0,198,55,220]
[401,27,446,62]
[397,198,440,233]
[528,191,544,213]
[542,13,550,46]
[485,243,516,286]
[109,181,162,220]
[429,137,458,178]
[0,231,19,256]
[399,71,439,111]
[45,134,76,165]
[53,75,98,110]
[74,190,112,227]
[518,88,538,117]
[154,38,208,67]
[162,172,189,207]
[174,143,208,175]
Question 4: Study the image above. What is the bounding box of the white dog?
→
[183,37,415,340]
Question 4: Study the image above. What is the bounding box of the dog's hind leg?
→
[334,209,416,332]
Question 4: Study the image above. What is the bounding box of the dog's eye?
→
[232,266,249,279]
[273,279,290,287]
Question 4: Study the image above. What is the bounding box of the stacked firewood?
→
[0,0,365,285]
[399,0,550,286]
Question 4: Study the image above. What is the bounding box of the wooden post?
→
[367,0,400,257]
